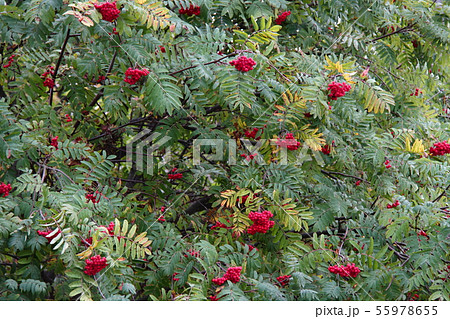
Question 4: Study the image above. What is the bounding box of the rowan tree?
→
[0,0,448,301]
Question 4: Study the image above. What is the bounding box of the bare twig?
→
[321,169,369,183]
[367,23,416,43]
[169,52,238,76]
[50,28,70,105]
[432,184,450,203]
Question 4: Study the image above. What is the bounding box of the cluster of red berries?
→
[3,54,15,68]
[168,168,183,180]
[108,27,119,36]
[321,144,331,155]
[41,66,55,88]
[241,242,258,252]
[274,11,291,25]
[355,180,361,186]
[172,272,180,281]
[96,75,106,83]
[327,81,351,100]
[50,136,59,149]
[103,222,115,236]
[94,1,120,22]
[328,263,361,278]
[84,255,108,276]
[209,295,219,301]
[410,88,422,96]
[417,230,428,238]
[184,249,200,258]
[124,67,150,85]
[157,206,166,222]
[387,200,400,209]
[82,237,93,247]
[64,114,72,122]
[247,210,274,235]
[158,45,166,53]
[43,79,55,89]
[179,4,200,16]
[429,141,450,156]
[240,153,257,161]
[384,159,392,169]
[37,229,61,243]
[85,192,102,204]
[244,127,260,139]
[212,266,242,285]
[276,133,301,150]
[211,221,232,230]
[229,56,256,72]
[276,275,291,287]
[237,194,255,204]
[0,183,12,197]
[409,293,420,301]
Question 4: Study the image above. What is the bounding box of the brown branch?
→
[49,28,70,105]
[320,169,369,183]
[88,49,118,108]
[71,49,118,136]
[169,52,238,76]
[87,116,152,142]
[367,23,416,43]
[432,184,450,203]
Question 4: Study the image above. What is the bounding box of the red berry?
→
[247,211,274,234]
[276,275,291,287]
[50,136,59,149]
[37,229,61,243]
[327,81,351,100]
[0,183,12,197]
[84,255,108,276]
[43,77,55,88]
[321,144,331,155]
[276,132,301,150]
[179,4,200,16]
[212,266,242,285]
[168,168,183,180]
[328,263,361,278]
[124,67,149,85]
[94,1,120,22]
[274,11,291,25]
[229,56,256,72]
[429,141,450,156]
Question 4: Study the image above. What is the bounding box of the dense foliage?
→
[0,0,449,301]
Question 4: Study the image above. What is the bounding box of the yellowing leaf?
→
[411,139,425,154]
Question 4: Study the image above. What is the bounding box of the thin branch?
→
[169,52,238,76]
[432,184,450,203]
[367,23,416,43]
[337,226,349,256]
[88,49,118,108]
[50,28,70,105]
[321,169,369,183]
[71,49,118,136]
[370,196,379,210]
[87,116,152,142]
